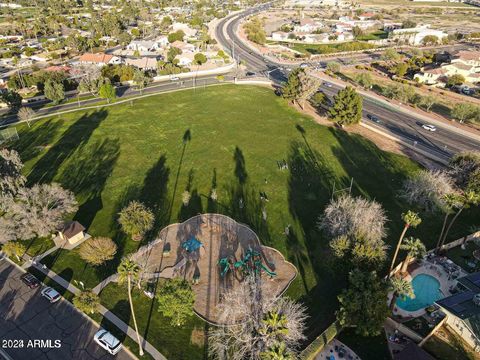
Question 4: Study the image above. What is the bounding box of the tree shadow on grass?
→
[287,130,346,335]
[27,110,108,184]
[59,137,121,228]
[100,299,131,343]
[138,155,170,246]
[13,119,63,163]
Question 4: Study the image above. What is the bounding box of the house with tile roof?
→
[78,52,121,66]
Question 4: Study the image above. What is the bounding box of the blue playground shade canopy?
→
[182,237,203,252]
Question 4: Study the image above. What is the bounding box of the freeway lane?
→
[320,84,480,156]
[215,6,480,159]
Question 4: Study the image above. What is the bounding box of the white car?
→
[40,287,61,303]
[94,330,122,355]
[422,124,437,132]
[170,76,180,81]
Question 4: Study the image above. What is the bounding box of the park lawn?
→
[99,283,206,360]
[284,41,377,55]
[357,30,388,41]
[10,84,479,357]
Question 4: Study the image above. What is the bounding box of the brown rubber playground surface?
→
[132,214,297,324]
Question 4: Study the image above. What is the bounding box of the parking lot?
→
[0,260,135,360]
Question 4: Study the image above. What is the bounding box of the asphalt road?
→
[0,260,134,360]
[215,5,480,160]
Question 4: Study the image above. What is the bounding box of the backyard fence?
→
[300,320,343,360]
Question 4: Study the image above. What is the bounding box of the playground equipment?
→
[182,237,203,253]
[218,247,277,278]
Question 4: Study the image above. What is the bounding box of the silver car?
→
[94,329,122,355]
[40,287,61,303]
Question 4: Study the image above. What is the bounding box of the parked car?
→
[422,124,437,132]
[299,62,309,69]
[367,114,381,123]
[323,81,333,88]
[94,330,122,355]
[21,273,40,289]
[169,76,180,81]
[40,287,61,303]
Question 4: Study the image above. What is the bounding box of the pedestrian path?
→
[30,263,167,360]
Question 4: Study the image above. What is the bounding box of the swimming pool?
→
[396,274,442,312]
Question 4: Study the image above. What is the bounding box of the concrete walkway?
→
[30,263,167,360]
[92,273,118,294]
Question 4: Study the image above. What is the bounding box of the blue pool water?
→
[396,274,442,312]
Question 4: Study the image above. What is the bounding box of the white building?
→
[271,31,290,41]
[391,25,447,45]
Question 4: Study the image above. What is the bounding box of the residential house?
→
[390,25,447,45]
[176,56,193,67]
[414,50,480,85]
[294,17,323,33]
[125,57,158,71]
[436,271,480,351]
[78,53,121,66]
[271,31,290,41]
[171,22,198,39]
[127,40,158,53]
[170,41,196,53]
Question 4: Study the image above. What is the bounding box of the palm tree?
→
[435,193,462,253]
[389,276,414,311]
[389,210,421,274]
[400,237,426,273]
[117,257,144,356]
[259,311,289,341]
[260,342,294,360]
[437,190,480,252]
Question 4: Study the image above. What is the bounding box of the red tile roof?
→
[79,52,114,64]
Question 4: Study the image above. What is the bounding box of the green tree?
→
[394,62,409,77]
[193,53,207,65]
[73,290,100,314]
[354,72,372,88]
[402,20,416,28]
[156,278,195,326]
[244,17,266,45]
[167,30,185,43]
[260,342,294,360]
[400,237,426,273]
[1,241,26,261]
[0,90,22,112]
[420,95,436,112]
[337,269,389,336]
[328,86,363,125]
[117,257,144,356]
[389,211,422,274]
[133,70,149,95]
[118,200,154,241]
[352,26,363,38]
[389,276,414,311]
[422,35,439,46]
[382,48,401,61]
[326,61,341,73]
[78,237,117,266]
[44,79,65,104]
[310,91,327,108]
[167,47,182,63]
[98,83,116,103]
[447,74,465,87]
[281,68,302,104]
[451,103,477,123]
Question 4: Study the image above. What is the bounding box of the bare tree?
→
[401,169,456,212]
[0,148,26,203]
[72,64,103,96]
[5,183,78,240]
[298,70,321,110]
[318,195,387,242]
[209,276,307,360]
[18,107,36,127]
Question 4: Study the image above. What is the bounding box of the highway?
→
[215,4,480,160]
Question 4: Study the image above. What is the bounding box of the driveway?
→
[0,260,135,360]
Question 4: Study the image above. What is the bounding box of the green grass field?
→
[10,84,479,358]
[280,41,378,55]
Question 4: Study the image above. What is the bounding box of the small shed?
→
[56,221,90,249]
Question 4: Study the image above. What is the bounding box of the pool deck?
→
[390,260,459,318]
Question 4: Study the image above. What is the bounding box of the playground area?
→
[132,214,297,324]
